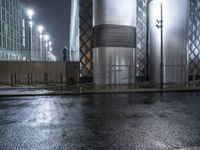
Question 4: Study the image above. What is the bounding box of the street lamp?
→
[44,34,49,41]
[27,9,34,19]
[29,21,33,28]
[38,25,44,34]
[49,41,52,52]
[27,9,34,61]
[44,34,50,61]
[156,0,164,89]
[47,52,50,61]
[37,25,44,61]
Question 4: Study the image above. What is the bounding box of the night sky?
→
[25,0,71,60]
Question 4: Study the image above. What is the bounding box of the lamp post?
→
[156,1,164,89]
[44,34,49,61]
[27,9,34,61]
[49,41,52,51]
[38,25,44,61]
[48,41,52,61]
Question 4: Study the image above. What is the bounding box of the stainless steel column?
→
[92,0,137,85]
[149,0,189,84]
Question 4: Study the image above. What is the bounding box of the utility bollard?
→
[27,74,30,85]
[11,74,13,86]
[14,73,17,85]
[60,73,63,84]
[45,73,49,85]
[30,73,33,85]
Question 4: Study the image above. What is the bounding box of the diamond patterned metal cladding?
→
[136,0,148,79]
[189,0,200,76]
[79,0,93,77]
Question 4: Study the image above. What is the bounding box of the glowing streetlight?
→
[27,9,34,61]
[29,21,33,28]
[158,0,164,3]
[27,9,34,19]
[44,34,50,41]
[48,41,53,53]
[37,25,44,34]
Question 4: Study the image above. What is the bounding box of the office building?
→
[0,0,56,61]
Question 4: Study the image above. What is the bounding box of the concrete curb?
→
[0,87,200,97]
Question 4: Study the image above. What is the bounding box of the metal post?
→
[156,2,164,89]
[31,73,33,85]
[11,74,13,86]
[14,73,17,85]
[40,34,43,61]
[60,73,63,84]
[45,41,47,61]
[30,25,32,61]
[160,3,164,89]
[41,35,45,61]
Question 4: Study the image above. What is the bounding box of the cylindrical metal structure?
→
[92,0,137,85]
[149,0,189,84]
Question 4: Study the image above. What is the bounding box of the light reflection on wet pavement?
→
[0,92,200,149]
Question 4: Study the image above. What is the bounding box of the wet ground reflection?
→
[0,92,200,149]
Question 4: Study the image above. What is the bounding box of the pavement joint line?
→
[0,87,200,97]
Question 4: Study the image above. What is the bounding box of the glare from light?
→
[29,21,33,28]
[39,34,43,39]
[49,41,52,46]
[49,54,57,61]
[44,34,49,41]
[27,9,34,19]
[37,25,44,34]
[159,0,164,3]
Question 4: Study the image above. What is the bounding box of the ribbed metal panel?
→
[93,25,136,48]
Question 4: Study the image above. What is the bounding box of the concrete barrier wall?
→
[0,61,79,85]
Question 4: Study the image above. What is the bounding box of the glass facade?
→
[0,0,23,60]
[0,0,56,61]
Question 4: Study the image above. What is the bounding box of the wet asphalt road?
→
[0,93,200,150]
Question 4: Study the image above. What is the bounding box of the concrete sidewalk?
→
[0,83,200,97]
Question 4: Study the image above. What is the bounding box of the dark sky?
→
[25,0,71,60]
